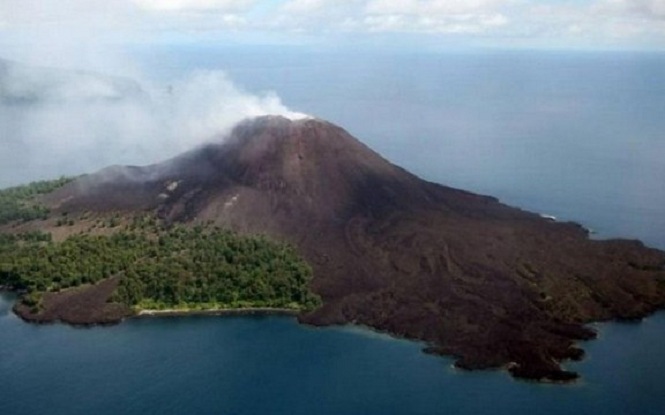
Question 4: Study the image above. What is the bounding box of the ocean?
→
[1,293,665,415]
[1,49,664,414]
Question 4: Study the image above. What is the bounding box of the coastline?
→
[136,307,301,318]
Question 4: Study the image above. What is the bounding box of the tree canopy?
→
[0,220,320,312]
[0,177,71,225]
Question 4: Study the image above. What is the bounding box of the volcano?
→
[18,115,665,381]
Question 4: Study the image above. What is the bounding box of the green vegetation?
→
[0,178,320,312]
[0,177,72,225]
[0,220,320,312]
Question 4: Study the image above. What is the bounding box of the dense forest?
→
[0,179,319,313]
[0,177,71,225]
[0,220,319,312]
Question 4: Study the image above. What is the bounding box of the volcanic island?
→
[2,116,664,382]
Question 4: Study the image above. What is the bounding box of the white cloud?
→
[275,0,511,35]
[131,0,254,12]
[0,0,139,27]
[362,12,508,34]
[513,1,665,45]
[275,0,365,32]
[0,0,664,49]
[365,0,510,16]
[361,0,510,34]
[281,0,334,14]
[601,0,665,19]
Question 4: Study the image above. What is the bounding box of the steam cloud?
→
[0,58,308,188]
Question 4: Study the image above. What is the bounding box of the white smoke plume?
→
[0,58,308,188]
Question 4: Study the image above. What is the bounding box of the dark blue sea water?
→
[1,292,665,415]
[2,50,665,414]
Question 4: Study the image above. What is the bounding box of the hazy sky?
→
[1,1,664,187]
[0,0,664,55]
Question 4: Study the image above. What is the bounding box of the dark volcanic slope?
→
[45,116,665,381]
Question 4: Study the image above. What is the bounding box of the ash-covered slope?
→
[46,116,665,381]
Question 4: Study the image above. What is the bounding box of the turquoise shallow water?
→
[1,292,664,415]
